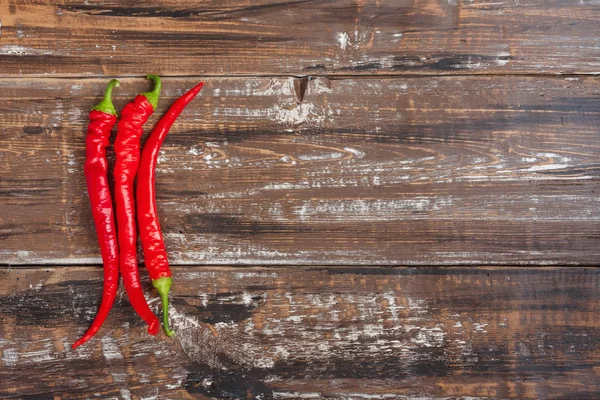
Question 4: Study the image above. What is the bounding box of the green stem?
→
[142,74,162,109]
[91,79,120,115]
[153,276,174,336]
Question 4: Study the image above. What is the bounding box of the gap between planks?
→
[1,264,599,269]
[1,72,600,80]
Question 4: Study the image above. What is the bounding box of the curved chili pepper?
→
[137,82,205,336]
[114,75,162,335]
[72,79,121,349]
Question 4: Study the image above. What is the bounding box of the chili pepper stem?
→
[153,276,174,336]
[142,75,162,110]
[91,79,120,116]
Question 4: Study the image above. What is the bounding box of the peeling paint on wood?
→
[1,0,598,397]
[0,77,598,265]
[0,1,599,76]
[1,266,600,399]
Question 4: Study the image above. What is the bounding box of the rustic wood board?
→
[1,76,599,265]
[1,0,599,76]
[1,0,598,396]
[1,266,599,399]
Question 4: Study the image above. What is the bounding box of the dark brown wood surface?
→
[1,1,599,398]
[0,0,599,76]
[2,266,600,399]
[1,76,598,265]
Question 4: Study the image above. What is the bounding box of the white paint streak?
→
[111,373,127,383]
[170,306,203,329]
[382,292,404,323]
[235,272,279,279]
[274,392,322,399]
[274,392,323,399]
[294,198,447,221]
[188,146,204,156]
[496,51,511,66]
[2,348,19,366]
[140,389,159,400]
[310,78,333,95]
[343,147,365,158]
[254,78,296,96]
[21,343,54,363]
[523,164,568,172]
[0,45,53,56]
[67,153,77,166]
[255,356,276,368]
[297,152,343,161]
[337,32,350,50]
[120,389,132,400]
[101,336,123,360]
[16,250,31,258]
[165,377,185,389]
[242,292,254,306]
[411,326,446,347]
[378,55,396,69]
[271,103,324,127]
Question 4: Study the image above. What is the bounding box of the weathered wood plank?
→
[1,266,599,399]
[0,76,599,265]
[0,0,599,76]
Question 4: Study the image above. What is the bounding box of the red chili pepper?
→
[137,82,205,336]
[114,75,162,335]
[72,79,121,349]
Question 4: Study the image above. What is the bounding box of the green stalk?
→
[91,79,120,115]
[142,75,162,109]
[152,276,174,336]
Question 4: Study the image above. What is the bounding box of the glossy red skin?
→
[72,110,119,349]
[137,83,204,280]
[114,95,160,335]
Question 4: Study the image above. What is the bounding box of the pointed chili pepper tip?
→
[71,338,84,350]
[91,79,120,116]
[194,82,205,92]
[148,319,160,335]
[142,74,162,110]
[152,276,175,337]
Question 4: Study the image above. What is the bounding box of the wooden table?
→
[1,1,599,398]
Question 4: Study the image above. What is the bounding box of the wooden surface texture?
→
[1,76,599,266]
[0,0,599,398]
[0,0,599,76]
[2,266,600,399]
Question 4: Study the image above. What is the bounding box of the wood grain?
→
[0,0,599,76]
[1,0,597,395]
[1,266,599,399]
[1,76,599,265]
